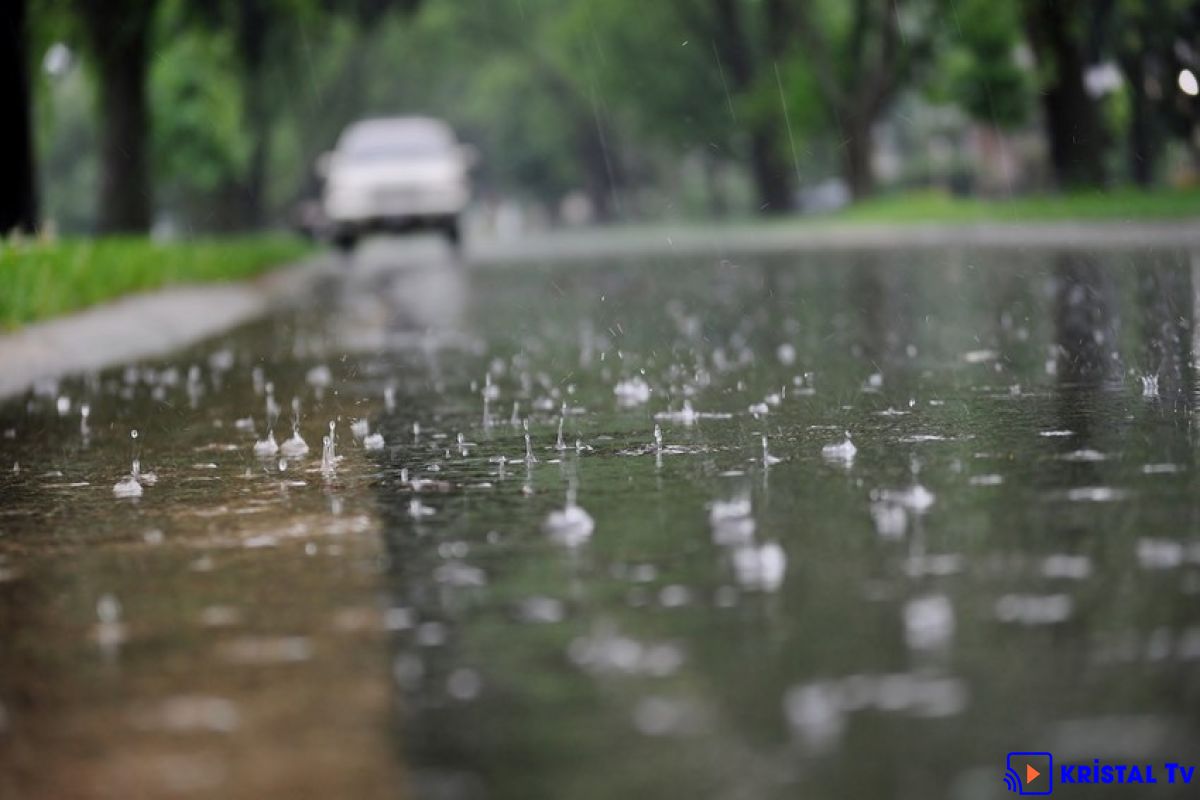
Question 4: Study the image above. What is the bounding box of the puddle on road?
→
[3,241,1200,798]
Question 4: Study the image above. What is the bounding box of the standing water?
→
[4,245,1200,799]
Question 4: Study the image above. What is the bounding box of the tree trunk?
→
[710,0,793,215]
[1124,55,1156,186]
[1024,0,1107,189]
[84,2,156,233]
[702,153,728,218]
[576,113,622,222]
[237,0,270,229]
[842,118,875,200]
[749,131,792,213]
[0,0,38,234]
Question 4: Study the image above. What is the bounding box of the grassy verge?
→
[830,186,1200,224]
[0,235,312,329]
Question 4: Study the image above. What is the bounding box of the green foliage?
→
[0,235,311,327]
[832,186,1200,223]
[573,0,731,146]
[150,27,249,195]
[936,0,1032,128]
[26,0,1200,233]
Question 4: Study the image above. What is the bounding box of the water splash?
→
[483,373,500,401]
[821,430,857,465]
[113,429,154,497]
[878,459,936,512]
[654,401,731,425]
[253,430,279,458]
[254,383,281,457]
[542,481,594,545]
[321,420,338,474]
[732,541,787,591]
[614,376,651,407]
[762,435,782,466]
[524,419,538,463]
[1140,374,1160,397]
[112,473,143,498]
[281,398,309,458]
[408,498,435,518]
[709,494,755,545]
[265,381,280,425]
[555,417,567,451]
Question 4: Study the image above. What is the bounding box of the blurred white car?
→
[319,117,473,250]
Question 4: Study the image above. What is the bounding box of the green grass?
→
[0,235,312,329]
[831,186,1200,224]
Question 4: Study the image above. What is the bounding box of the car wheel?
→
[333,231,357,253]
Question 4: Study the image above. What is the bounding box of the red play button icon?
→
[1026,764,1041,784]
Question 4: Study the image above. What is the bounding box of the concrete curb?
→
[0,256,332,399]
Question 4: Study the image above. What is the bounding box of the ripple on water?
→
[784,672,968,751]
[568,624,685,677]
[995,593,1073,625]
[1063,486,1129,503]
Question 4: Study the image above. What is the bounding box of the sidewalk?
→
[0,256,331,398]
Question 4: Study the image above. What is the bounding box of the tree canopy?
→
[6,0,1199,235]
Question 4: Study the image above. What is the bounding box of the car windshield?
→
[339,122,453,160]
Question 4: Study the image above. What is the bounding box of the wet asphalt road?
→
[3,235,1200,799]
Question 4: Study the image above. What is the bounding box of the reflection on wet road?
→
[3,238,1200,798]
